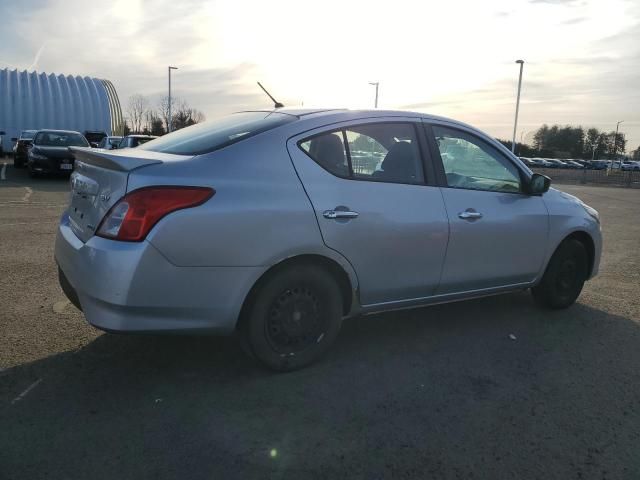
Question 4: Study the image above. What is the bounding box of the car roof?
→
[35,129,83,134]
[241,107,482,133]
[125,134,157,138]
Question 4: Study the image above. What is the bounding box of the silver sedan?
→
[55,109,602,371]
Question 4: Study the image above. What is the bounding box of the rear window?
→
[131,137,154,147]
[137,111,296,155]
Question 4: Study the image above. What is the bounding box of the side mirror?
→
[11,137,18,142]
[526,173,551,195]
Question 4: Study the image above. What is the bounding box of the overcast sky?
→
[1,0,639,149]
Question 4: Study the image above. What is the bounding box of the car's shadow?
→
[3,291,640,479]
[1,161,70,193]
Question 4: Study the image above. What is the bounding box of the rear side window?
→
[138,111,297,155]
[299,122,424,185]
[299,132,349,177]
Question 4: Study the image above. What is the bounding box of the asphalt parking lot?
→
[1,161,640,480]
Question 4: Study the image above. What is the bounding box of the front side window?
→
[433,126,521,193]
[299,122,424,185]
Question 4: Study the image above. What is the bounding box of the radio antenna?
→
[257,82,284,108]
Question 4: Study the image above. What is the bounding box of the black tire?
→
[14,157,24,168]
[240,264,343,372]
[532,239,588,309]
[28,164,37,178]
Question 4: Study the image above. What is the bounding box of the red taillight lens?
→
[97,186,214,242]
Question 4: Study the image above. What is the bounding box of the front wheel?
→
[240,265,343,371]
[532,239,588,309]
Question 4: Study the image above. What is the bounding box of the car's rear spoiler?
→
[69,147,188,172]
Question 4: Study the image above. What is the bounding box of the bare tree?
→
[158,96,205,132]
[143,109,165,136]
[158,96,177,133]
[126,94,149,134]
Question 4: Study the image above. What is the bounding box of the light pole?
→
[511,59,524,153]
[168,66,178,132]
[369,82,379,108]
[612,120,624,165]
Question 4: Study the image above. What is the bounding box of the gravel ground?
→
[1,161,639,479]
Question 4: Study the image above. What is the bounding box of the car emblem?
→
[100,194,111,202]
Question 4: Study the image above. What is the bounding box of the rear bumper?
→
[54,213,264,334]
[29,157,73,174]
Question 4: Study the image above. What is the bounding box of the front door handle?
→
[323,209,359,219]
[458,210,483,220]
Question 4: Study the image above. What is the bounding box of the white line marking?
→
[1,162,6,180]
[0,221,55,227]
[22,186,33,202]
[11,378,42,405]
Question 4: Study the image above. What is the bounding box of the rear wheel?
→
[13,156,24,168]
[240,265,343,371]
[532,239,588,309]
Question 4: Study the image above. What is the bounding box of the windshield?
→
[34,131,90,147]
[20,131,36,140]
[137,111,296,155]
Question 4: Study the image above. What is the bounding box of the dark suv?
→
[84,131,108,148]
[12,130,38,168]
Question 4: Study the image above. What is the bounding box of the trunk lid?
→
[67,147,191,242]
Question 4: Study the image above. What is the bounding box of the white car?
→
[97,136,123,150]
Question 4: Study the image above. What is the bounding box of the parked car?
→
[545,159,569,168]
[531,157,552,167]
[621,161,640,171]
[55,109,602,371]
[27,129,90,177]
[589,160,608,170]
[11,129,38,168]
[573,160,591,169]
[0,130,5,157]
[84,131,108,148]
[566,160,585,169]
[519,157,537,168]
[97,136,123,150]
[117,134,157,149]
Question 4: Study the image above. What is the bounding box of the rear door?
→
[287,118,449,306]
[424,122,549,294]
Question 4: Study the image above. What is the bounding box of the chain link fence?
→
[532,168,640,188]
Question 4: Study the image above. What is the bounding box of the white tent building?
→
[0,68,123,151]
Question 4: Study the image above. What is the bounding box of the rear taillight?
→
[97,186,214,242]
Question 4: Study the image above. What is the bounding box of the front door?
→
[426,123,549,294]
[287,119,449,306]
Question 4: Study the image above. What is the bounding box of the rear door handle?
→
[458,210,483,220]
[323,209,359,219]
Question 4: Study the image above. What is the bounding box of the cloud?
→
[562,16,588,24]
[528,0,585,5]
